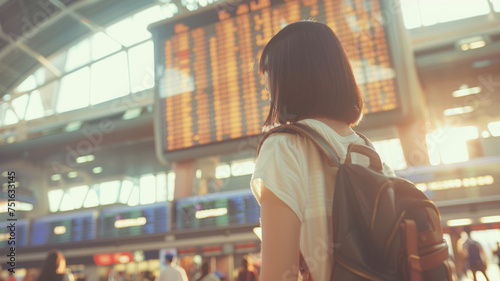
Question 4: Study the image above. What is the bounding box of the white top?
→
[250,118,394,281]
[156,264,188,281]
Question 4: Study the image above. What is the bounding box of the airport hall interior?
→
[0,0,500,280]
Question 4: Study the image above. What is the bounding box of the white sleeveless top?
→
[250,118,394,281]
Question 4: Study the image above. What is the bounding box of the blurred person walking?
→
[35,250,74,281]
[459,226,490,281]
[195,263,220,281]
[156,254,188,281]
[237,256,258,281]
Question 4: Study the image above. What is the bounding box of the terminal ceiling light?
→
[76,155,95,163]
[122,108,142,120]
[51,174,62,181]
[457,35,487,51]
[93,167,103,174]
[65,121,83,132]
[479,215,500,224]
[443,106,474,116]
[452,85,481,98]
[447,218,472,227]
[68,171,78,178]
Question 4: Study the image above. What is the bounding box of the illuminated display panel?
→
[176,189,260,230]
[31,211,95,246]
[154,0,399,155]
[398,159,500,203]
[99,202,168,239]
[0,219,28,248]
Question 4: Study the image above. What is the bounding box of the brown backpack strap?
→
[256,123,341,167]
[355,131,375,149]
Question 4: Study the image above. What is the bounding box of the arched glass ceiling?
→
[0,3,178,127]
[1,0,499,129]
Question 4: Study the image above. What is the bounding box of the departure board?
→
[176,189,260,230]
[153,0,399,155]
[31,211,96,246]
[0,219,28,248]
[99,203,168,239]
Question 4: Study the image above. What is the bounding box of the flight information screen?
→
[0,219,28,248]
[154,0,398,153]
[31,211,96,246]
[176,189,260,230]
[99,203,168,239]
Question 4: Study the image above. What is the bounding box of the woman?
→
[36,250,74,281]
[250,20,394,281]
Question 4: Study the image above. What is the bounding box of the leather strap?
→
[419,245,450,271]
[355,131,375,149]
[403,220,422,281]
[345,143,383,172]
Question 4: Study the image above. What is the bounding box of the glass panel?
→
[11,94,29,119]
[69,185,88,209]
[92,32,122,60]
[133,5,166,30]
[119,180,134,204]
[372,139,407,171]
[59,192,75,211]
[57,67,90,113]
[0,103,6,126]
[167,172,175,201]
[38,80,58,117]
[426,133,441,166]
[128,185,140,206]
[65,38,91,72]
[400,0,422,29]
[16,75,37,93]
[99,180,120,205]
[156,173,167,202]
[418,0,490,26]
[90,52,130,105]
[128,41,154,93]
[33,67,46,86]
[3,108,19,126]
[231,160,255,176]
[25,90,45,120]
[83,186,99,208]
[106,18,147,47]
[48,189,64,212]
[491,0,500,12]
[140,174,156,205]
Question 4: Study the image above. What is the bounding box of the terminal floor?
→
[460,264,500,281]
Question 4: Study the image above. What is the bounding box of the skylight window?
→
[90,52,130,105]
[56,67,90,113]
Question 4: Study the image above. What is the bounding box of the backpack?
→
[257,123,456,281]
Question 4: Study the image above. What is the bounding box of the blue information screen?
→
[176,189,260,230]
[1,219,28,248]
[99,202,168,239]
[31,211,96,246]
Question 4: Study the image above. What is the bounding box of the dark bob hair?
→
[259,20,363,131]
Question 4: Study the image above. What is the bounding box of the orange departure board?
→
[152,0,400,157]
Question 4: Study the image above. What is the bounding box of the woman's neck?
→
[307,117,354,137]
